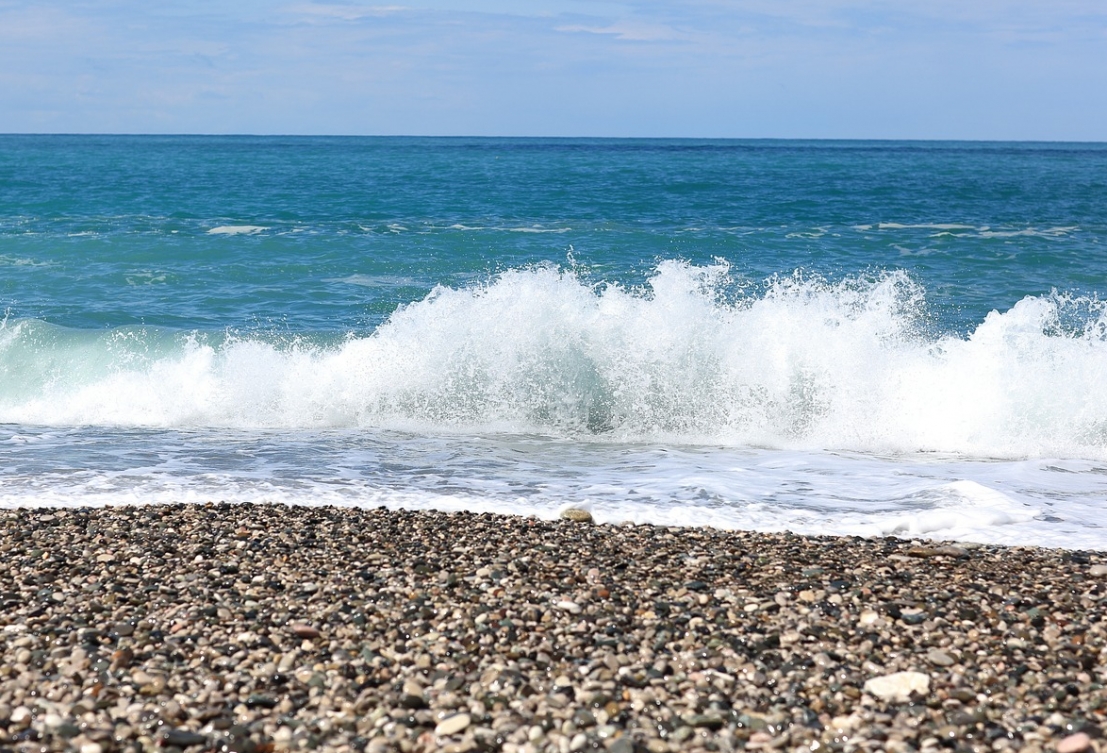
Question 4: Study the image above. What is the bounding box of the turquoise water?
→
[2,136,1107,547]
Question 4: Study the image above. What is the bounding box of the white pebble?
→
[863,671,931,702]
[435,713,471,736]
[858,610,880,626]
[9,706,32,728]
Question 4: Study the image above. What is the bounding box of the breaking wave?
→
[3,261,1107,459]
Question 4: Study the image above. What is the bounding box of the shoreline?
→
[1,504,1104,753]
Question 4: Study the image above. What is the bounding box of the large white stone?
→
[435,713,471,736]
[863,671,930,702]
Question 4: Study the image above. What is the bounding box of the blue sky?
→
[1,1,1104,139]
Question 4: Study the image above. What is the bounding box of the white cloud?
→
[555,21,685,42]
[281,3,409,22]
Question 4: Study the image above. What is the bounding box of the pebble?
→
[435,713,472,736]
[1057,732,1094,753]
[607,738,635,753]
[863,671,931,703]
[560,507,594,523]
[162,729,208,747]
[289,623,320,638]
[926,648,956,667]
[110,647,134,670]
[111,621,135,636]
[9,706,32,729]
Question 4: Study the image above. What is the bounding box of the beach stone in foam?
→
[559,508,593,523]
[863,671,931,702]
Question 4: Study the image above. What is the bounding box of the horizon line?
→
[1,132,1105,146]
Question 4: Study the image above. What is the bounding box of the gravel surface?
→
[1,504,1105,753]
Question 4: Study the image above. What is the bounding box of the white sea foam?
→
[0,428,1102,548]
[864,223,1079,238]
[0,255,55,267]
[876,223,979,231]
[2,262,1107,461]
[977,226,1079,238]
[207,225,268,235]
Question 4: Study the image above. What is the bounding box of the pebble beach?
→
[1,504,1105,753]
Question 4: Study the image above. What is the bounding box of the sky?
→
[1,0,1105,140]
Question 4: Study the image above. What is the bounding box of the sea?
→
[2,135,1106,549]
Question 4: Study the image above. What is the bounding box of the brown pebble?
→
[110,648,133,671]
[290,624,320,639]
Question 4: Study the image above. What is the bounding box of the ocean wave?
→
[874,223,980,231]
[0,254,56,267]
[330,274,425,289]
[977,227,1079,238]
[859,223,1080,238]
[2,261,1107,459]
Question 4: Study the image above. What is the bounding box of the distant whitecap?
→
[207,225,268,235]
